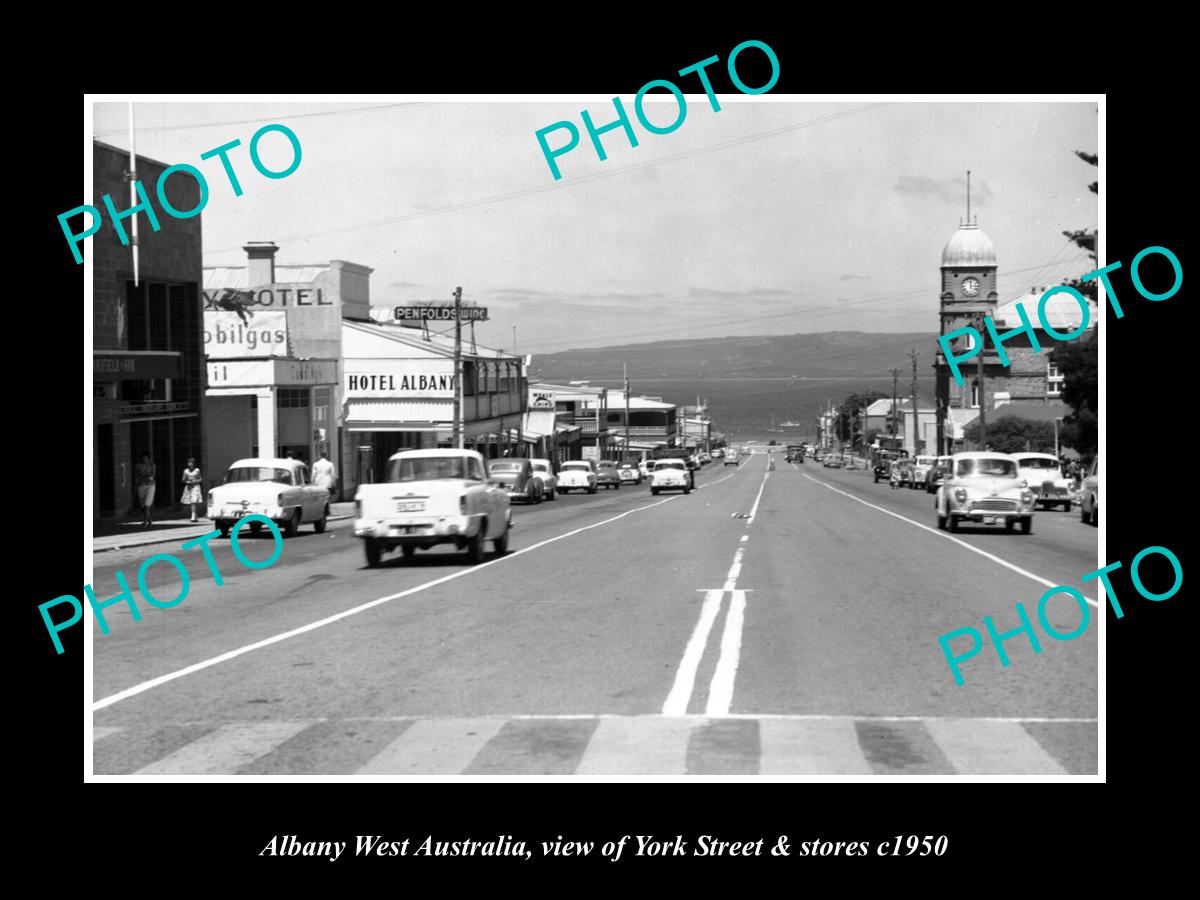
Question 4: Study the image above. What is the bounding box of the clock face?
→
[962,277,980,297]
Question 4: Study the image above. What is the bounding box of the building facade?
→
[92,141,206,522]
[203,243,371,496]
[342,313,527,492]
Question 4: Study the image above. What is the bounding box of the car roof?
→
[1013,453,1058,460]
[487,458,527,466]
[951,451,1016,459]
[230,458,303,469]
[387,449,485,463]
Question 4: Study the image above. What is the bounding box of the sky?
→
[92,98,1098,356]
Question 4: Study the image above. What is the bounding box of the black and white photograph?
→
[75,90,1110,781]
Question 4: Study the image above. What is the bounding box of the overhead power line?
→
[93,102,422,137]
[205,103,893,254]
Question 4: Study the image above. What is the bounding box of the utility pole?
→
[909,349,920,456]
[452,286,463,449]
[624,363,631,464]
[891,368,899,438]
[974,315,987,449]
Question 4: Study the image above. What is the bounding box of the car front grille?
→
[973,499,1018,512]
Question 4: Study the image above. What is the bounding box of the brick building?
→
[933,219,1094,454]
[92,141,206,522]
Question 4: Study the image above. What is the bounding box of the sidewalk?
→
[91,502,358,554]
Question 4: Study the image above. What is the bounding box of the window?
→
[278,388,310,408]
[1047,362,1064,397]
[970,380,981,408]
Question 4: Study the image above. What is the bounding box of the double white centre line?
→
[663,465,769,717]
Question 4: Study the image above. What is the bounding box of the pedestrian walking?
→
[134,452,157,528]
[180,457,204,522]
[312,450,336,496]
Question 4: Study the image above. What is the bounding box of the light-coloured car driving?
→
[936,452,1036,534]
[1080,457,1098,526]
[1012,453,1072,510]
[208,457,330,538]
[557,459,598,494]
[651,459,692,495]
[354,449,511,566]
[529,458,558,500]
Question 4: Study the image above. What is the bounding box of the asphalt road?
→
[91,453,1098,775]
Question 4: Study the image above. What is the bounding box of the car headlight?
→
[1021,490,1035,506]
[277,493,284,506]
[954,488,968,504]
[460,495,468,514]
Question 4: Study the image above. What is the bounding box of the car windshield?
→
[957,458,1017,478]
[388,456,472,482]
[1019,458,1059,469]
[562,463,589,471]
[225,466,293,485]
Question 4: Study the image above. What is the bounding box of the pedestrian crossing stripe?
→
[92,715,1096,776]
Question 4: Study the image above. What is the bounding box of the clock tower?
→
[934,215,999,454]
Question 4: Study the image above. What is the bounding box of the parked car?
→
[354,449,511,566]
[1080,457,1098,526]
[638,458,654,479]
[1012,453,1072,510]
[529,458,558,501]
[208,457,330,538]
[873,452,896,483]
[557,459,598,494]
[650,459,691,495]
[712,448,725,460]
[618,462,642,485]
[925,456,954,494]
[935,452,1036,534]
[486,458,543,504]
[596,460,622,490]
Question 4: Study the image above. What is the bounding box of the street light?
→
[1054,416,1064,459]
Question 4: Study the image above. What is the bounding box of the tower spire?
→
[966,169,971,224]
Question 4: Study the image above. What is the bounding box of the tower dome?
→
[941,223,997,267]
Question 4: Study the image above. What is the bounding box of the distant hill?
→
[530,332,939,380]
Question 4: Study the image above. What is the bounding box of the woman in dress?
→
[180,457,203,523]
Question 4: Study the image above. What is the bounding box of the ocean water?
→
[584,375,936,445]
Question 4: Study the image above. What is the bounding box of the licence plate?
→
[984,516,996,524]
[396,501,424,512]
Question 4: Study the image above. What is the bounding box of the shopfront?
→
[341,319,526,491]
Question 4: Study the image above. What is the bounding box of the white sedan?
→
[1012,453,1072,510]
[208,457,330,538]
[936,452,1036,534]
[650,459,692,495]
[557,460,598,494]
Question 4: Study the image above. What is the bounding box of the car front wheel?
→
[1019,517,1033,535]
[284,508,301,537]
[947,514,959,533]
[493,524,509,555]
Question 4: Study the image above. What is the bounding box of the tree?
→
[1050,331,1098,457]
[837,390,887,449]
[963,416,1057,454]
[1061,149,1099,301]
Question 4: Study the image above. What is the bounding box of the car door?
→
[293,465,315,520]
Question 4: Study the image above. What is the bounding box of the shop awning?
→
[346,398,450,431]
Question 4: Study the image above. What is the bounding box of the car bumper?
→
[211,505,285,522]
[354,514,476,542]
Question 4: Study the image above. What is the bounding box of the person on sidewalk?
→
[135,453,157,528]
[312,451,336,497]
[180,457,204,522]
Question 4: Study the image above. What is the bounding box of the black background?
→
[26,21,1186,884]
